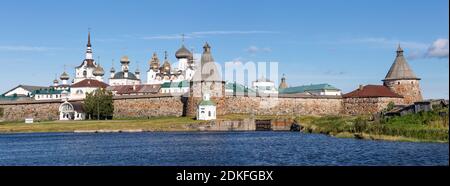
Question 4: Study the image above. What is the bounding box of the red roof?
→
[343,85,403,98]
[71,79,109,88]
[112,84,161,94]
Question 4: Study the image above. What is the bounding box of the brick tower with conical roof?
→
[382,45,423,104]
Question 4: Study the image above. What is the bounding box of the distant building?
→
[197,92,216,120]
[279,83,341,96]
[384,99,449,117]
[1,85,47,97]
[70,79,109,100]
[33,88,65,101]
[160,80,189,94]
[252,76,278,94]
[225,82,256,96]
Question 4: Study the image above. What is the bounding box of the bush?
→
[354,117,368,133]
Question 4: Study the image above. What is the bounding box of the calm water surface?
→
[0,131,448,166]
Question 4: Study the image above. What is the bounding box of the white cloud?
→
[142,30,278,40]
[246,46,272,54]
[343,37,449,60]
[142,35,193,40]
[246,46,259,54]
[191,30,278,36]
[426,38,449,58]
[0,45,57,52]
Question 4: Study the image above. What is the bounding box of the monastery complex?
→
[0,32,424,121]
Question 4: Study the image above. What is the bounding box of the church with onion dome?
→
[146,37,196,85]
[73,31,105,84]
[109,55,141,86]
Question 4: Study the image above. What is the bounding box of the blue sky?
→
[0,0,448,98]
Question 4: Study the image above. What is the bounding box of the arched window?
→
[83,70,87,77]
[398,82,400,85]
[208,111,211,117]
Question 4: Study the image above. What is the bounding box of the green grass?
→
[0,114,287,134]
[0,116,204,133]
[297,110,449,143]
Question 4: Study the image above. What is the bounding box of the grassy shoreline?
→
[0,116,204,133]
[297,114,449,143]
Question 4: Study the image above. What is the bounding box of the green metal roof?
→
[225,82,256,93]
[32,88,65,95]
[161,80,189,88]
[279,83,340,94]
[0,95,23,101]
[199,100,215,106]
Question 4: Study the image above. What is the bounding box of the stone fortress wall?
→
[342,97,404,115]
[0,94,395,121]
[0,101,61,121]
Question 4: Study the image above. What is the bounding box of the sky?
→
[0,0,448,99]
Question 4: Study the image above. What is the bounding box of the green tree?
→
[84,89,114,120]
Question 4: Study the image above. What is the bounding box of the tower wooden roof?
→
[383,45,420,81]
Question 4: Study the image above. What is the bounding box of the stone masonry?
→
[343,97,404,115]
[113,95,185,119]
[1,94,408,121]
[0,101,61,121]
[384,79,422,105]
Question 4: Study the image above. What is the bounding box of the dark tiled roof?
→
[343,85,403,98]
[138,84,161,93]
[76,59,96,68]
[2,85,48,96]
[70,102,85,112]
[113,84,161,95]
[111,71,139,80]
[71,79,109,88]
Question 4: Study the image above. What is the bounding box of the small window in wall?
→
[83,70,87,77]
[411,81,414,84]
[208,111,211,117]
[398,82,400,85]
